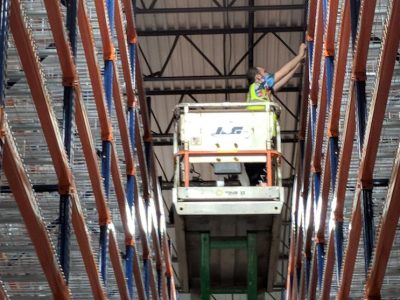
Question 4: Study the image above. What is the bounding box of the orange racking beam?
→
[3,124,71,299]
[327,0,351,138]
[362,2,400,297]
[93,0,114,60]
[351,1,377,82]
[324,0,339,57]
[315,150,331,241]
[320,231,335,299]
[306,0,317,41]
[114,0,135,108]
[302,185,314,297]
[336,179,362,298]
[109,228,130,300]
[134,184,151,258]
[110,144,136,244]
[311,69,327,173]
[294,224,304,283]
[333,86,357,226]
[149,150,162,239]
[304,188,314,259]
[288,98,310,298]
[286,229,296,300]
[74,86,112,224]
[289,121,310,298]
[299,59,310,142]
[132,246,147,299]
[309,0,323,107]
[77,0,112,141]
[122,0,137,46]
[69,192,106,299]
[135,57,152,142]
[162,278,168,300]
[163,235,176,299]
[111,53,134,176]
[301,116,312,210]
[298,119,311,243]
[298,259,306,300]
[290,267,298,300]
[134,114,151,199]
[148,259,160,299]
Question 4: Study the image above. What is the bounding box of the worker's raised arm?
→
[273,43,306,84]
[273,61,302,92]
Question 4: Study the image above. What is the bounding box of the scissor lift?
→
[172,102,284,299]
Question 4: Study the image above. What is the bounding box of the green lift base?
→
[200,233,258,300]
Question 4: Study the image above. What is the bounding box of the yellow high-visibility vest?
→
[246,83,277,136]
[246,82,273,110]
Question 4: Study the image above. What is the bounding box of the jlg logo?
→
[214,126,243,135]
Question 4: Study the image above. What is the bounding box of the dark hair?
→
[246,67,258,85]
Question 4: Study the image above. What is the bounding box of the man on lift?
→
[245,43,307,186]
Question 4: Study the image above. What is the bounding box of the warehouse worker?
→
[245,43,307,186]
[247,43,306,103]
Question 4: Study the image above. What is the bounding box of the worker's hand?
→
[298,43,307,59]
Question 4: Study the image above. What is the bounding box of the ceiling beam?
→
[145,86,300,95]
[136,4,305,14]
[143,74,302,82]
[137,26,305,36]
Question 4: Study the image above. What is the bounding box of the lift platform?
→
[172,102,284,299]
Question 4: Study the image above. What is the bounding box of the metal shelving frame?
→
[286,0,400,298]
